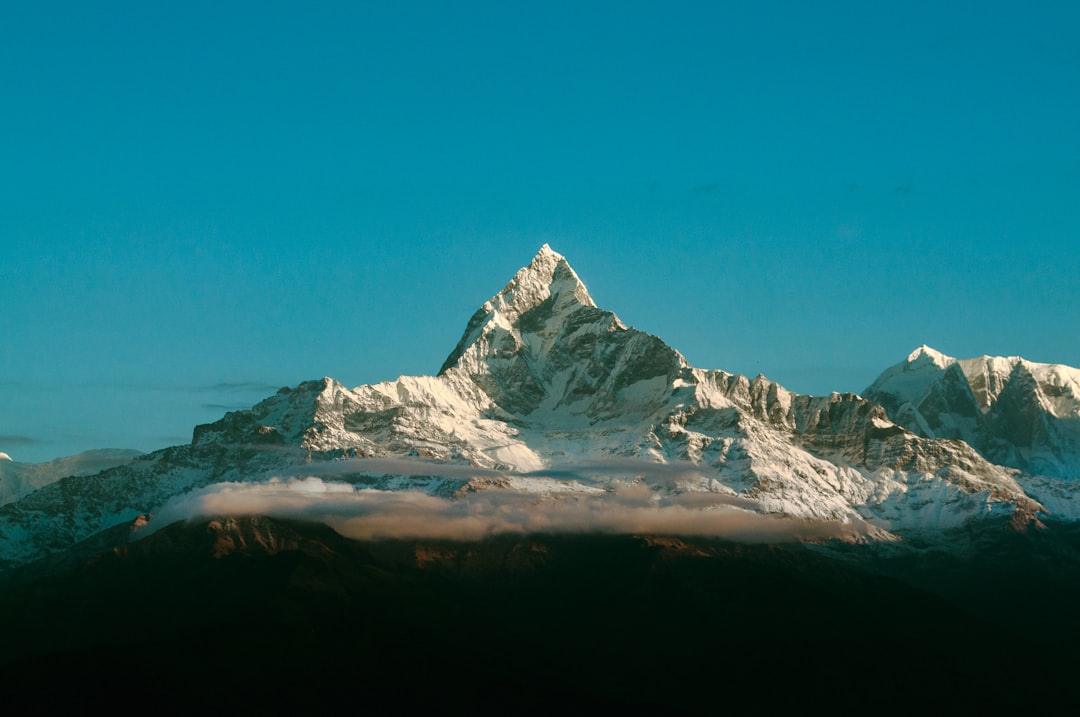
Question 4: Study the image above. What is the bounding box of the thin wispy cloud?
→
[200,403,256,412]
[295,457,503,481]
[198,382,283,394]
[523,456,716,489]
[0,435,39,446]
[273,455,715,487]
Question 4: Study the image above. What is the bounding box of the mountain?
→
[865,345,1080,479]
[0,449,142,507]
[2,516,1078,712]
[0,245,1074,570]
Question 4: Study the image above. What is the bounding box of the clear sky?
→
[3,1,1079,462]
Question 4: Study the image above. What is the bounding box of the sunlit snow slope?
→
[0,246,1073,568]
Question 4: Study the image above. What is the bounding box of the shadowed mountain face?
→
[1,515,1078,713]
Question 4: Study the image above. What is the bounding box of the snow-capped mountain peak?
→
[2,246,1076,571]
[864,345,959,418]
[438,244,613,377]
[500,243,597,317]
[464,244,597,331]
[434,245,678,421]
[906,344,955,367]
[866,347,1080,480]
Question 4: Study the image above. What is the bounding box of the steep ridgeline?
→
[0,246,1067,569]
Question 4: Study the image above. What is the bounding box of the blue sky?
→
[3,1,1078,462]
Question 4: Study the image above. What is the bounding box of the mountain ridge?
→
[865,344,1080,479]
[0,448,142,507]
[0,245,1076,569]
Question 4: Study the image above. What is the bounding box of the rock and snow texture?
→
[865,346,1080,480]
[0,246,1074,568]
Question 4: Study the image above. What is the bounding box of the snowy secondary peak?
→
[873,347,1080,420]
[866,347,1080,479]
[906,345,956,368]
[957,355,1080,412]
[864,346,959,417]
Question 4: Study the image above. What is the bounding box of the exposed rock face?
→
[0,247,1075,569]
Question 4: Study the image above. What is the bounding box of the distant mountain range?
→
[2,244,1078,571]
[0,448,140,506]
[865,344,1080,479]
[4,245,1080,711]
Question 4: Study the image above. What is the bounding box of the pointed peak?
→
[523,242,569,273]
[906,345,955,368]
[536,242,559,259]
[438,246,610,375]
[496,245,596,317]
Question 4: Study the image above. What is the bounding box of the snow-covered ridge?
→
[865,346,1080,479]
[0,246,1075,569]
[884,345,1080,417]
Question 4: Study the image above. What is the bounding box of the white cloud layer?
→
[144,473,865,544]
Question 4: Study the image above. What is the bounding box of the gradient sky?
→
[3,1,1079,462]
